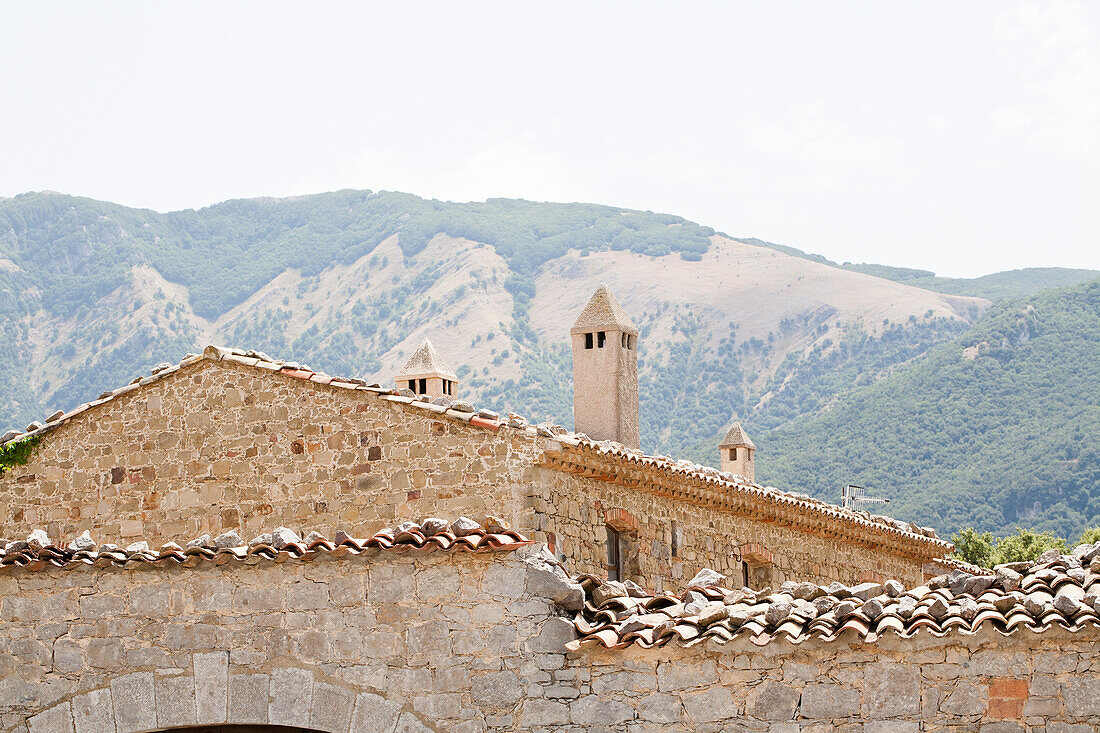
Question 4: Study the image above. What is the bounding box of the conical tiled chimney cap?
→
[396,339,458,381]
[720,422,756,450]
[570,283,639,336]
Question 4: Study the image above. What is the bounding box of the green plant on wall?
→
[0,435,40,474]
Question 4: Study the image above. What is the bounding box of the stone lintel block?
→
[155,674,197,730]
[864,722,920,733]
[310,681,354,733]
[28,702,74,733]
[228,673,270,724]
[193,651,229,724]
[270,667,314,727]
[110,673,156,733]
[71,689,114,733]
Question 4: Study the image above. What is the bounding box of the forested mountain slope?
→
[0,190,982,470]
[760,278,1100,538]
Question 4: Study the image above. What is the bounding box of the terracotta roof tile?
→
[0,519,530,575]
[567,545,1100,650]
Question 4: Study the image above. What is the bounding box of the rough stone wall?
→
[0,549,565,733]
[552,630,1100,731]
[4,548,1100,733]
[532,467,928,590]
[0,360,539,544]
[0,358,926,589]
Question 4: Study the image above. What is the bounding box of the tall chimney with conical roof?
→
[395,338,459,398]
[570,284,640,448]
[719,422,755,482]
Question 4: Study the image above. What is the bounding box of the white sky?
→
[2,1,1099,277]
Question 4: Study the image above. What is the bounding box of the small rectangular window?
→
[605,525,621,582]
[622,333,628,348]
[671,520,680,558]
[729,448,737,460]
[585,333,594,349]
[408,380,416,392]
[418,378,427,394]
[597,331,606,348]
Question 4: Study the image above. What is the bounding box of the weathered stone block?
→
[801,683,860,719]
[155,674,197,729]
[570,695,634,725]
[350,692,401,733]
[518,699,569,727]
[310,681,354,733]
[862,664,920,718]
[472,671,523,708]
[71,689,114,733]
[27,702,73,733]
[1063,677,1100,715]
[940,680,986,716]
[526,617,575,653]
[270,668,314,727]
[683,686,737,724]
[194,651,228,724]
[657,659,718,691]
[864,722,920,733]
[110,673,156,733]
[745,681,799,721]
[228,673,269,724]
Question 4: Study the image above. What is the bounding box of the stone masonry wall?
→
[551,629,1100,731]
[533,467,928,590]
[0,360,536,544]
[4,546,1100,733]
[1,358,929,590]
[0,548,568,733]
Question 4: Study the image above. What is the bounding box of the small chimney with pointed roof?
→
[720,422,756,482]
[570,284,640,448]
[395,338,458,398]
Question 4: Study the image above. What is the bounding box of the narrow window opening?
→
[671,520,680,558]
[408,380,416,393]
[585,332,594,349]
[597,331,606,348]
[742,561,750,589]
[604,525,621,582]
[621,333,628,348]
[729,448,737,461]
[418,378,427,394]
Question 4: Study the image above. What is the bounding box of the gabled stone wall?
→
[0,359,539,544]
[0,357,931,590]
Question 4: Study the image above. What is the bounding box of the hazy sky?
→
[3,2,1098,277]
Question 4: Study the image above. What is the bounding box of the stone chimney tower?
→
[570,284,640,448]
[720,422,756,482]
[395,339,458,398]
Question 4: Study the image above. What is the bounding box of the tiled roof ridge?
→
[1,344,943,552]
[567,545,1100,651]
[0,518,530,575]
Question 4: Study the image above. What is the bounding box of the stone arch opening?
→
[25,662,440,733]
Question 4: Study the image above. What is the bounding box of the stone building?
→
[0,284,950,591]
[1,283,1098,731]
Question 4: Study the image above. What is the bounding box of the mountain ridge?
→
[2,189,1096,537]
